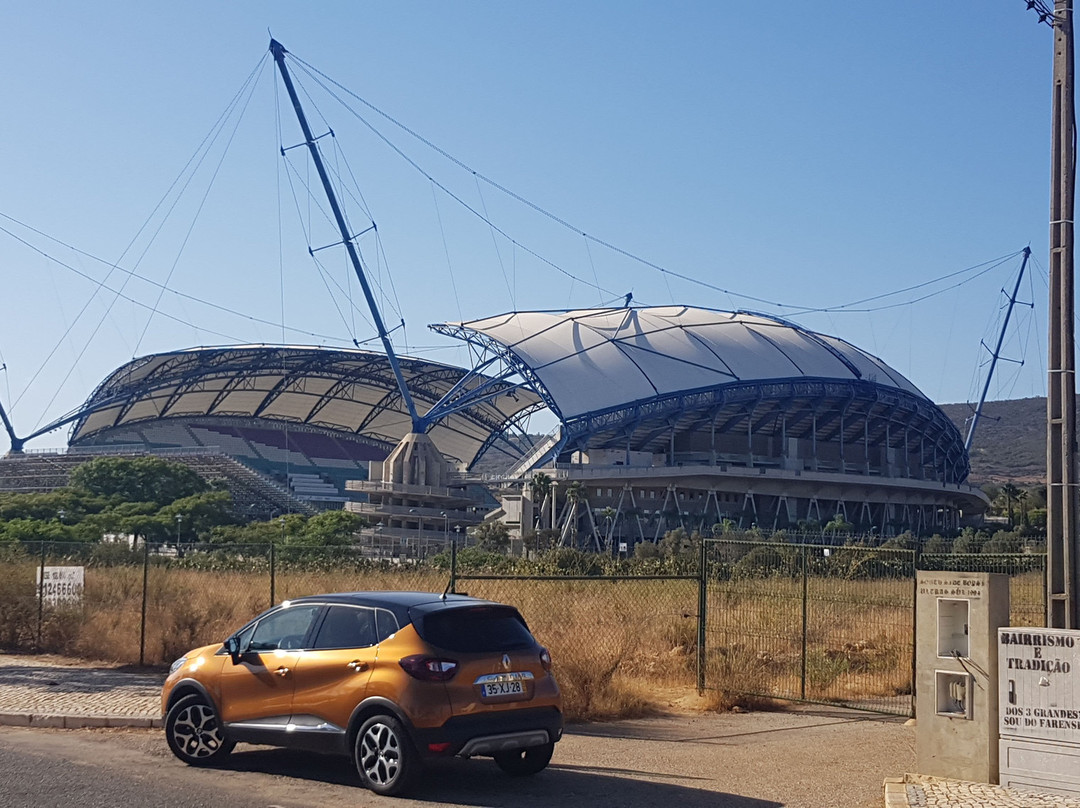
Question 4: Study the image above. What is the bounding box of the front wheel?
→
[165,694,234,766]
[493,741,554,776]
[354,714,417,796]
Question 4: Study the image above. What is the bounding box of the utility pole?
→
[1047,0,1078,628]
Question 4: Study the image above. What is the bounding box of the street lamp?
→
[440,511,449,548]
[279,516,286,545]
[175,514,183,557]
[408,509,422,558]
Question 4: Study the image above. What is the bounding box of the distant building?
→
[4,307,987,547]
[431,306,988,543]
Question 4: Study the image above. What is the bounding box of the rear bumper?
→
[412,706,563,758]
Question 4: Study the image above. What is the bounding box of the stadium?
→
[0,305,987,549]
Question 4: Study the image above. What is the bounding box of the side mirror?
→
[223,636,243,665]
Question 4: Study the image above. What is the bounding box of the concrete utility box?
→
[999,626,1080,796]
[915,572,1009,783]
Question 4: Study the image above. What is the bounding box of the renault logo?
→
[502,654,511,670]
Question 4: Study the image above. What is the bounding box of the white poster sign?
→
[999,627,1080,743]
[36,565,84,605]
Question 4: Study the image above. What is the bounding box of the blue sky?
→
[0,2,1059,450]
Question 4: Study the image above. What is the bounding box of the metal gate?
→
[701,538,915,716]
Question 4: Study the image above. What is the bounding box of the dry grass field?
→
[0,553,1047,722]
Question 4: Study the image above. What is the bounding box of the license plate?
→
[482,680,524,698]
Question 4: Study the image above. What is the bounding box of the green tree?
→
[880,531,916,551]
[472,521,511,553]
[160,491,235,544]
[823,513,853,537]
[70,456,207,507]
[983,529,1023,554]
[658,527,699,558]
[294,510,364,546]
[953,527,986,554]
[634,540,660,560]
[922,534,949,554]
[0,517,73,544]
[523,529,559,553]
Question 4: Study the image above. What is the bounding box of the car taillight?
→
[539,647,552,672]
[399,655,459,681]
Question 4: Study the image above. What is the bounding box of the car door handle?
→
[347,660,369,672]
[275,666,290,677]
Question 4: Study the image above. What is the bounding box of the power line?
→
[287,51,1032,317]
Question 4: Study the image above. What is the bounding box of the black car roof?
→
[283,591,504,626]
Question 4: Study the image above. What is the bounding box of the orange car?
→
[161,591,562,796]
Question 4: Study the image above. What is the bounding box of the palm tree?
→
[600,506,617,551]
[1000,482,1021,527]
[1016,488,1029,527]
[530,472,553,529]
[560,481,586,547]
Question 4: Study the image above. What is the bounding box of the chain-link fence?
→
[702,539,915,715]
[0,541,456,665]
[700,539,1049,716]
[453,562,699,720]
[0,538,1053,716]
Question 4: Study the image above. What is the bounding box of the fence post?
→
[800,542,808,701]
[139,540,149,666]
[36,541,46,651]
[697,539,707,695]
[449,539,457,595]
[911,546,920,716]
[269,543,276,607]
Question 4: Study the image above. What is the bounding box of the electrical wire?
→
[0,217,357,346]
[134,56,266,355]
[287,51,1035,318]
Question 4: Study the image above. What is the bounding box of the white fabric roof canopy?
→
[443,307,927,420]
[70,345,541,466]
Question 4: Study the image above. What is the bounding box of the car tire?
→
[165,694,234,766]
[354,714,416,796]
[493,741,554,776]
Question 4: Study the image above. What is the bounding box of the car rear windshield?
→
[417,605,535,653]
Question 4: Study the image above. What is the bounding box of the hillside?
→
[939,397,1050,484]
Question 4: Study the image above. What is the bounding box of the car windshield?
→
[418,605,535,653]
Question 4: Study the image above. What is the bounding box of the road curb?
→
[883,777,910,807]
[0,712,161,729]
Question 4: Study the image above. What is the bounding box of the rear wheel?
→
[165,694,234,766]
[354,714,417,796]
[493,741,554,776]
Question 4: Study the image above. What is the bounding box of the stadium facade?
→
[5,306,988,546]
[62,345,538,533]
[432,306,988,543]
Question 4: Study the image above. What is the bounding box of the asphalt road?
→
[0,707,913,808]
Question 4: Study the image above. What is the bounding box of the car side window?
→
[232,623,256,652]
[375,608,399,643]
[313,606,378,650]
[248,605,321,652]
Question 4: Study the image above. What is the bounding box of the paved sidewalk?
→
[886,775,1080,808]
[3,654,1080,806]
[0,654,163,728]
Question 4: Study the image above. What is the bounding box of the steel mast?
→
[964,247,1031,453]
[270,39,422,431]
